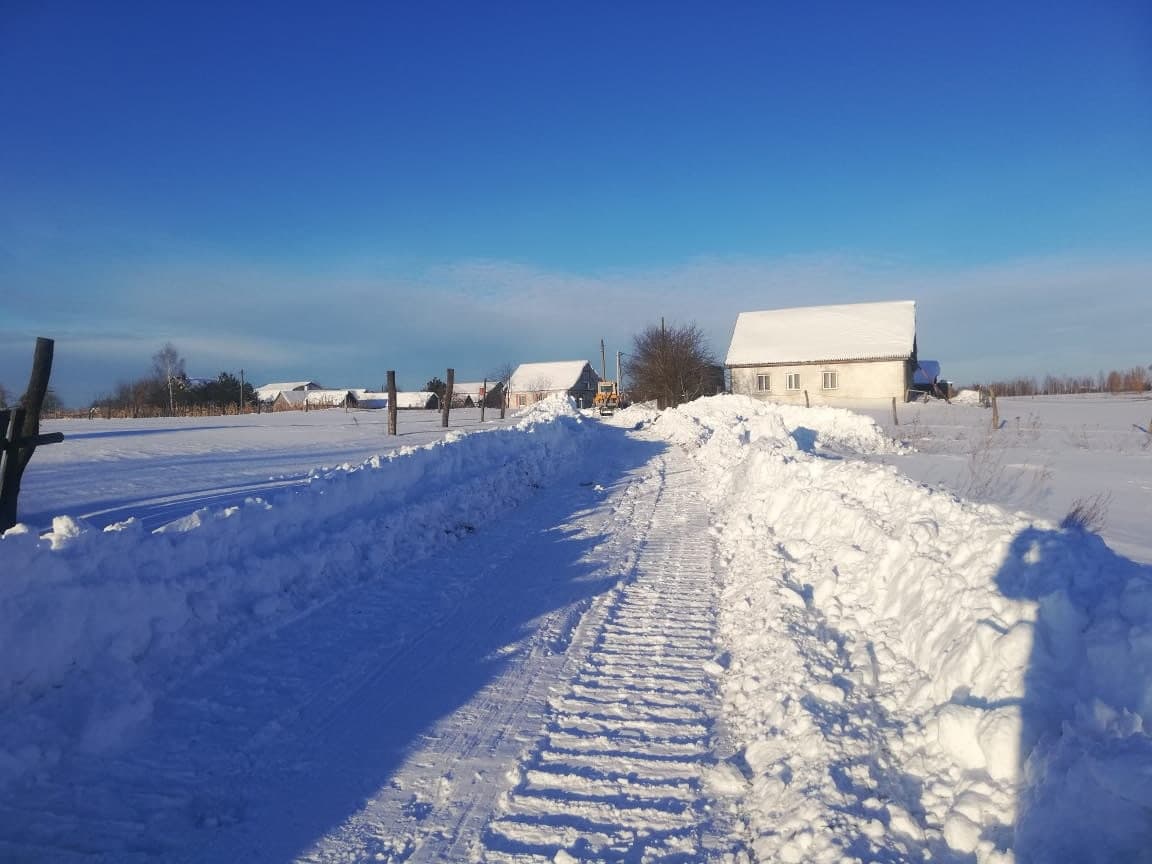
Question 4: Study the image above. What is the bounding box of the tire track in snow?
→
[482,457,731,862]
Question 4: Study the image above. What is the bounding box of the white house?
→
[255,381,322,403]
[507,361,600,409]
[725,300,917,404]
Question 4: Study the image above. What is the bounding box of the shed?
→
[725,300,917,403]
[255,381,322,403]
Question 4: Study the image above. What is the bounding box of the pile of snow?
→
[651,394,1152,862]
[0,395,591,789]
[953,388,983,405]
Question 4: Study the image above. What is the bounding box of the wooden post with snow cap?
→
[891,396,899,426]
[387,370,397,436]
[441,368,454,428]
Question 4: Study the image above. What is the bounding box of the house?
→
[507,361,600,409]
[725,300,917,404]
[254,381,322,403]
[272,390,308,411]
[348,390,390,409]
[450,381,504,408]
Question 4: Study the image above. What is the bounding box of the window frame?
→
[786,373,801,391]
[755,373,771,392]
[822,370,839,390]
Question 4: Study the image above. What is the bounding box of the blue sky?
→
[2,1,1149,405]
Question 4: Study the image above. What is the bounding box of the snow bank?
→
[653,395,1152,862]
[0,396,593,789]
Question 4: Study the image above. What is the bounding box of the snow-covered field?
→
[1,395,1149,862]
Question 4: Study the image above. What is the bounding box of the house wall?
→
[730,359,912,404]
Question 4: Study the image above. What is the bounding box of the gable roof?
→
[508,361,598,392]
[725,300,916,366]
[255,381,321,400]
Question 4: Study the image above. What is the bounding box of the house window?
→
[517,394,527,407]
[756,374,771,391]
[786,373,801,391]
[822,371,838,390]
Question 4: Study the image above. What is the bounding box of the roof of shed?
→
[725,300,916,366]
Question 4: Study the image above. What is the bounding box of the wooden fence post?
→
[990,386,999,430]
[480,377,487,422]
[442,368,454,428]
[387,371,397,436]
[803,389,810,408]
[0,338,64,532]
[891,396,899,426]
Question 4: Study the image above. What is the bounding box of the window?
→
[517,394,527,407]
[822,371,838,390]
[786,373,801,391]
[756,374,771,391]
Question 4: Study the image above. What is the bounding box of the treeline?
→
[983,366,1151,397]
[91,343,256,418]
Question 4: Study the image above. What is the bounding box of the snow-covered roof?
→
[394,391,437,409]
[508,361,598,393]
[274,390,307,406]
[725,300,916,366]
[255,381,321,400]
[303,390,351,406]
[452,381,498,399]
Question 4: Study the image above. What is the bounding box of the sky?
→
[1,1,1150,405]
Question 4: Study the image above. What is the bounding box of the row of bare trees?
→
[983,366,1151,398]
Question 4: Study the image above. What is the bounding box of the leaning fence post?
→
[891,396,899,426]
[441,368,454,428]
[387,370,397,436]
[0,337,63,532]
[989,386,999,430]
[803,389,810,408]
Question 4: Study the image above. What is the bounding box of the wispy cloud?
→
[5,252,1149,405]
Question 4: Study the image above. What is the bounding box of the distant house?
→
[507,361,600,409]
[272,389,353,410]
[725,300,918,403]
[348,390,389,409]
[393,391,438,410]
[450,381,504,408]
[255,381,323,403]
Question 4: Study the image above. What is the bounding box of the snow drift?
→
[658,395,1152,863]
[0,396,594,789]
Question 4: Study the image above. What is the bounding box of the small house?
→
[255,381,323,403]
[725,300,918,404]
[507,361,600,409]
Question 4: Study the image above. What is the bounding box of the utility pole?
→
[616,351,622,393]
[600,338,607,381]
[239,368,245,414]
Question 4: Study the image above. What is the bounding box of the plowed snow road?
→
[1,427,740,863]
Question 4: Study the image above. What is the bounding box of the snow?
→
[1,392,1149,862]
[725,299,916,366]
[507,360,596,392]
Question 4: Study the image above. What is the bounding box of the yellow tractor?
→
[594,381,619,415]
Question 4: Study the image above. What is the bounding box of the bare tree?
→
[626,321,718,409]
[490,362,516,419]
[152,343,186,415]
